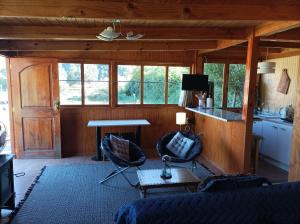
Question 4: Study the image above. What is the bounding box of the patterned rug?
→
[10,160,213,224]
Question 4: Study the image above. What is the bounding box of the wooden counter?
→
[188,109,246,174]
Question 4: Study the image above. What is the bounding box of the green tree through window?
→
[228,64,246,108]
[168,66,190,104]
[204,63,224,108]
[144,66,166,104]
[118,65,141,104]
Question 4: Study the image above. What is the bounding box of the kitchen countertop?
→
[253,114,293,127]
[185,107,243,122]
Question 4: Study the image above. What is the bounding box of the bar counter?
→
[185,107,243,122]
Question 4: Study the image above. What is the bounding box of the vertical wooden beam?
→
[195,51,204,74]
[111,62,117,108]
[222,63,229,109]
[289,56,300,181]
[242,30,260,173]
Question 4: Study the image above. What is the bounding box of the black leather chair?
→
[156,131,203,171]
[99,135,146,187]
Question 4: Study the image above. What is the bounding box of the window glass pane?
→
[143,66,166,104]
[168,66,190,104]
[227,64,246,108]
[117,65,141,104]
[204,63,224,108]
[84,64,109,105]
[58,63,82,105]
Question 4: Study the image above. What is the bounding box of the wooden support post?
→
[242,30,259,173]
[288,57,300,181]
[195,52,204,74]
[222,63,229,109]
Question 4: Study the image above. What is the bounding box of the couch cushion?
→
[109,135,130,161]
[166,132,194,158]
[200,175,271,192]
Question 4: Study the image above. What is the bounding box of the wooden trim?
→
[0,40,218,51]
[0,25,247,41]
[242,30,260,173]
[2,1,300,20]
[222,63,229,109]
[80,63,84,105]
[165,66,169,104]
[6,57,15,154]
[141,65,144,105]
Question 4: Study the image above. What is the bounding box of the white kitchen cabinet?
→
[261,121,277,158]
[253,120,263,136]
[258,120,293,171]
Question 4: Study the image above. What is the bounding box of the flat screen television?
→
[181,74,209,92]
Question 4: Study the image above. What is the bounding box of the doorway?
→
[0,56,11,154]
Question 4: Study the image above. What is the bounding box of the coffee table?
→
[137,168,201,198]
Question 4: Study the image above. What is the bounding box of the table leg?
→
[136,126,141,146]
[91,127,102,161]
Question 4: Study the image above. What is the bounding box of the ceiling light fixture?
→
[257,48,276,74]
[96,20,143,41]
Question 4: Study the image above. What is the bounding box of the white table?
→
[87,119,150,161]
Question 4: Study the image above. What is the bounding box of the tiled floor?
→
[0,155,289,223]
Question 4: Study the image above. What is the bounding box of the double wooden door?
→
[9,58,61,158]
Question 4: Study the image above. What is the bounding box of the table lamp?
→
[176,112,186,131]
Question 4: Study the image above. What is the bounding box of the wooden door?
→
[9,58,61,158]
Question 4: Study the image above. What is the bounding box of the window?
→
[204,63,224,108]
[227,64,246,108]
[143,66,166,104]
[58,63,82,105]
[167,66,190,104]
[84,64,109,105]
[117,65,141,104]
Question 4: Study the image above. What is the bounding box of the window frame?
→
[58,60,192,108]
[116,63,192,106]
[58,61,111,107]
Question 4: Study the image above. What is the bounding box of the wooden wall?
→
[260,56,300,112]
[289,57,300,181]
[55,51,196,157]
[194,113,245,173]
[61,106,191,158]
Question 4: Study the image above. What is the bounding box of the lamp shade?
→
[176,112,186,125]
[257,61,276,74]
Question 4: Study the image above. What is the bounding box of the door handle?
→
[272,126,278,129]
[53,99,60,111]
[280,128,286,131]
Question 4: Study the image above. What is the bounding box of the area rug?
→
[10,160,213,224]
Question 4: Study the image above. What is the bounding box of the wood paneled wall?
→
[260,56,300,112]
[61,106,191,158]
[289,57,300,181]
[194,114,245,173]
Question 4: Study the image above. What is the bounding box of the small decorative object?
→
[195,92,207,108]
[161,155,172,179]
[206,95,213,108]
[277,69,291,95]
[176,112,186,131]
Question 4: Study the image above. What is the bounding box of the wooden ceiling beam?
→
[263,28,300,42]
[1,0,300,20]
[0,40,217,51]
[254,21,300,37]
[259,41,300,49]
[0,25,246,41]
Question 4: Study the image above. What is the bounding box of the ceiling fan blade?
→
[126,33,144,40]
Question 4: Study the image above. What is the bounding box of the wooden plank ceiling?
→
[0,1,300,59]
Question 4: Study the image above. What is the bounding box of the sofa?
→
[115,181,300,224]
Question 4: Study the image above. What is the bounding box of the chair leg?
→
[120,171,140,188]
[99,167,129,184]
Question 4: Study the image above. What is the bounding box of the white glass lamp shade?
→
[97,26,120,40]
[176,112,187,125]
[257,61,276,74]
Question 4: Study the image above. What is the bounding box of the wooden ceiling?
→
[0,0,300,59]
